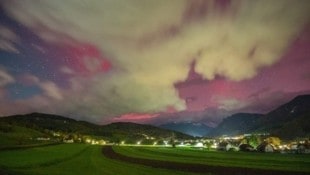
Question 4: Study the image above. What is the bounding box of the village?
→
[35,131,310,154]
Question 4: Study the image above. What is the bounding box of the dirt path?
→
[102,146,309,175]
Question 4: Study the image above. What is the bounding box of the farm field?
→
[0,125,51,149]
[113,146,310,172]
[0,144,196,175]
[0,144,310,175]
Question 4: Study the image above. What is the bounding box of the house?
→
[290,143,298,151]
[257,142,275,153]
[297,143,310,154]
[63,139,74,143]
[36,137,50,141]
[218,142,238,151]
[217,142,229,151]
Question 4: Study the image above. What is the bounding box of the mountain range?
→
[0,95,309,143]
[158,95,310,139]
[0,113,192,147]
[208,95,310,139]
[159,122,212,137]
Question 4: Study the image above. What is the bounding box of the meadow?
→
[0,144,196,175]
[113,146,310,172]
[0,144,309,175]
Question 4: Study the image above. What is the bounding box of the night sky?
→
[0,0,309,126]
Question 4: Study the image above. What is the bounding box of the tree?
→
[205,141,212,150]
[265,137,281,146]
[247,135,262,148]
[170,132,176,148]
[240,138,247,145]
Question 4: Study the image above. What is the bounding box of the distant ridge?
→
[1,95,309,141]
[207,113,263,137]
[208,94,310,139]
[159,122,212,137]
[0,113,193,144]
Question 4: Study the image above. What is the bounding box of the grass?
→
[113,146,310,172]
[1,144,309,175]
[0,144,88,169]
[0,125,50,149]
[0,144,199,175]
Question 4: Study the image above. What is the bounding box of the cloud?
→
[1,0,309,121]
[0,95,54,117]
[60,66,75,75]
[0,74,64,116]
[185,1,310,81]
[39,81,63,100]
[0,72,53,116]
[0,25,19,53]
[18,74,63,101]
[111,113,160,124]
[18,74,40,85]
[217,98,247,111]
[0,68,15,87]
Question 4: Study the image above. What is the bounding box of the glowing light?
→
[163,140,168,146]
[211,143,218,149]
[85,139,91,143]
[99,140,106,145]
[137,141,141,145]
[178,142,185,146]
[195,142,204,147]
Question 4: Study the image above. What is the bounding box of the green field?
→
[0,144,196,175]
[0,125,50,149]
[0,144,309,175]
[113,146,310,172]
